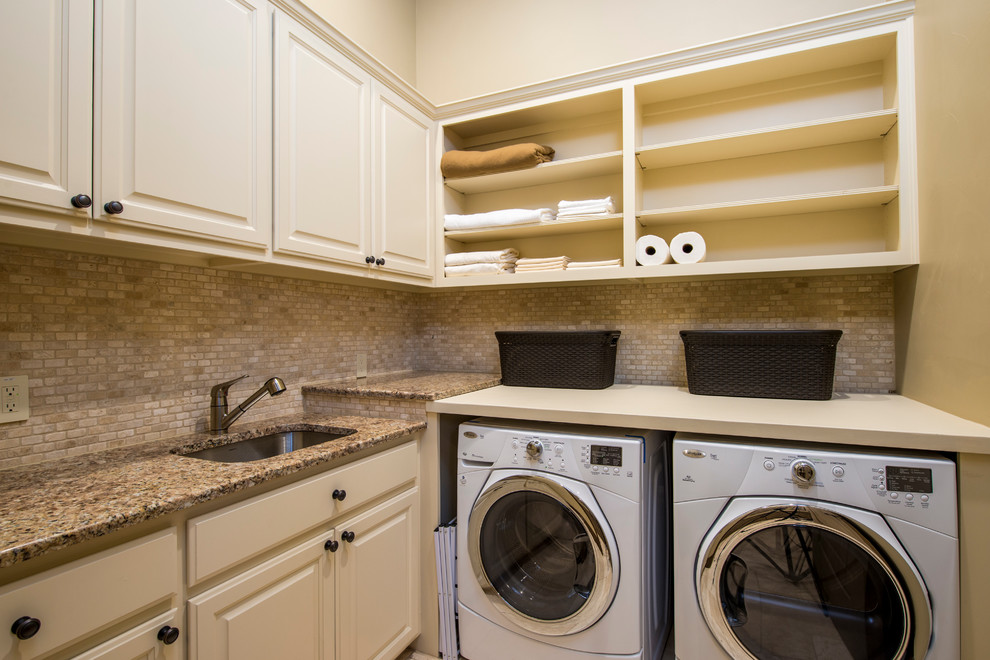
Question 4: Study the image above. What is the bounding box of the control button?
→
[512,440,519,449]
[555,445,564,456]
[889,492,899,499]
[832,466,845,478]
[905,493,914,501]
[584,463,591,469]
[921,494,930,503]
[790,459,816,485]
[763,460,775,471]
[877,490,887,497]
[613,467,620,475]
[591,466,599,472]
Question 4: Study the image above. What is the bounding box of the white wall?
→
[301,0,418,84]
[414,0,881,104]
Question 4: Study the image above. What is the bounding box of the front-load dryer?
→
[457,418,672,660]
[673,433,958,660]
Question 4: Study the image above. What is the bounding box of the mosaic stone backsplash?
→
[1,244,894,467]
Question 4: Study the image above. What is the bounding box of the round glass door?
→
[698,504,931,660]
[468,474,616,636]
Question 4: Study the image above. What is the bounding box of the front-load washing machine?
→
[673,433,958,660]
[457,418,672,660]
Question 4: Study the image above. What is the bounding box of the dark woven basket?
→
[496,331,621,389]
[680,330,842,400]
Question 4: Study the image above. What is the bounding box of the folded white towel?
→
[444,249,519,267]
[558,196,613,209]
[516,264,568,272]
[552,212,614,221]
[516,256,571,266]
[568,259,622,268]
[444,263,515,276]
[444,208,555,231]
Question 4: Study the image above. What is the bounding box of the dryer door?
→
[467,471,618,636]
[696,498,932,660]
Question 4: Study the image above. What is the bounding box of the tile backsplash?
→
[1,244,893,467]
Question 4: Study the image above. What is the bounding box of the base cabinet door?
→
[336,489,420,660]
[74,610,182,660]
[188,537,333,660]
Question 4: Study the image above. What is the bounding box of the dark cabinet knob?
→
[332,489,346,501]
[324,539,339,552]
[365,256,375,264]
[157,625,180,645]
[70,194,92,208]
[375,258,385,266]
[11,616,41,640]
[341,530,355,543]
[104,201,124,215]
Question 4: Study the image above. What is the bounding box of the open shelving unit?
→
[434,13,917,287]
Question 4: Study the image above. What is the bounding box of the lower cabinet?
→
[188,487,420,660]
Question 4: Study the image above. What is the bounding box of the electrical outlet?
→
[0,375,30,423]
[356,353,368,379]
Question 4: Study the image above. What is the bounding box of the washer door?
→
[697,499,932,660]
[467,471,618,636]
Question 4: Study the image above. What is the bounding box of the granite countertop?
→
[0,413,425,569]
[302,370,501,400]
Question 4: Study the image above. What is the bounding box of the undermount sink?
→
[181,429,356,463]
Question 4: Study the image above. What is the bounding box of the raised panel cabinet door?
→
[97,0,272,247]
[73,610,181,660]
[0,0,92,219]
[188,536,333,660]
[374,86,433,277]
[274,12,372,264]
[336,488,420,660]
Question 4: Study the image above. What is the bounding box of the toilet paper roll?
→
[635,234,671,266]
[670,231,707,264]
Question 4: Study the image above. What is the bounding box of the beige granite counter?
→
[0,413,424,569]
[302,370,501,401]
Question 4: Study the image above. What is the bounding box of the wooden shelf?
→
[639,186,899,226]
[444,214,622,244]
[443,151,622,194]
[637,110,898,170]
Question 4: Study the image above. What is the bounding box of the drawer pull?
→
[324,538,339,553]
[332,489,347,501]
[157,625,180,645]
[341,530,355,543]
[11,616,41,640]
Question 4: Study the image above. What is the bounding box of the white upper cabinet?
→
[273,11,373,265]
[373,85,433,278]
[96,0,273,248]
[0,0,93,221]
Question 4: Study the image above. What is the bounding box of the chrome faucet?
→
[209,375,287,433]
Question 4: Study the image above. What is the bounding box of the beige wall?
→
[301,0,418,84]
[901,0,990,657]
[414,0,880,104]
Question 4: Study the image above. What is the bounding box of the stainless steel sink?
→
[181,429,356,463]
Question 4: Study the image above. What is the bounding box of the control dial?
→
[791,459,816,485]
[525,440,544,459]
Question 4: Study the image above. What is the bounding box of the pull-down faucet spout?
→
[209,375,287,433]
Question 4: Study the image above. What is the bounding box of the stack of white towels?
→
[554,196,615,220]
[515,256,571,273]
[444,249,518,277]
[568,258,622,269]
[444,208,555,231]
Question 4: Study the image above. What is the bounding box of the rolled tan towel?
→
[441,143,554,179]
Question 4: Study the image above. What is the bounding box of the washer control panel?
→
[673,433,957,536]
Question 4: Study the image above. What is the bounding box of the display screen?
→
[590,445,622,467]
[886,466,933,493]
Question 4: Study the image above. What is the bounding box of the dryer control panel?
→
[673,433,957,537]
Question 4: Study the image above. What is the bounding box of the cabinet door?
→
[97,0,272,248]
[273,12,372,264]
[74,610,181,660]
[188,536,333,660]
[0,0,92,220]
[373,86,433,277]
[336,488,420,660]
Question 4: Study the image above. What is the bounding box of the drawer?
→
[74,609,181,660]
[0,529,179,660]
[187,440,418,585]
